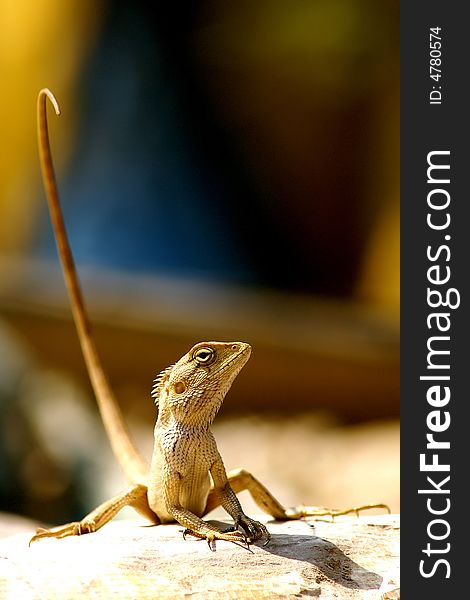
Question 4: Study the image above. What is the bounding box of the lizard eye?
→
[194,347,215,365]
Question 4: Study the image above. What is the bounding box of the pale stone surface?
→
[0,514,399,599]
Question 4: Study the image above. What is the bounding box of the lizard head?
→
[152,341,251,427]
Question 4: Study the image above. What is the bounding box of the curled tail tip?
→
[38,88,61,116]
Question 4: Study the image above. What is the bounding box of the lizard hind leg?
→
[30,483,155,544]
[204,468,288,520]
[204,468,389,521]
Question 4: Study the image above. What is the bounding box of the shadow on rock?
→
[261,533,383,590]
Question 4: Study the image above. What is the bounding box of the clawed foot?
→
[182,526,252,551]
[182,516,270,552]
[232,514,271,546]
[285,503,390,520]
[29,521,93,545]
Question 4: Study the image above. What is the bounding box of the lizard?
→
[31,88,388,551]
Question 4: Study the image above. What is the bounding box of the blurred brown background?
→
[0,0,399,529]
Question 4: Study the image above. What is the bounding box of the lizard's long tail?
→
[37,88,148,483]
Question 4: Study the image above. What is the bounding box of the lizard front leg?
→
[205,467,389,521]
[30,483,154,544]
[207,458,271,545]
[163,471,255,551]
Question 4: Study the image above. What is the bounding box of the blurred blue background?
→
[20,0,400,299]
